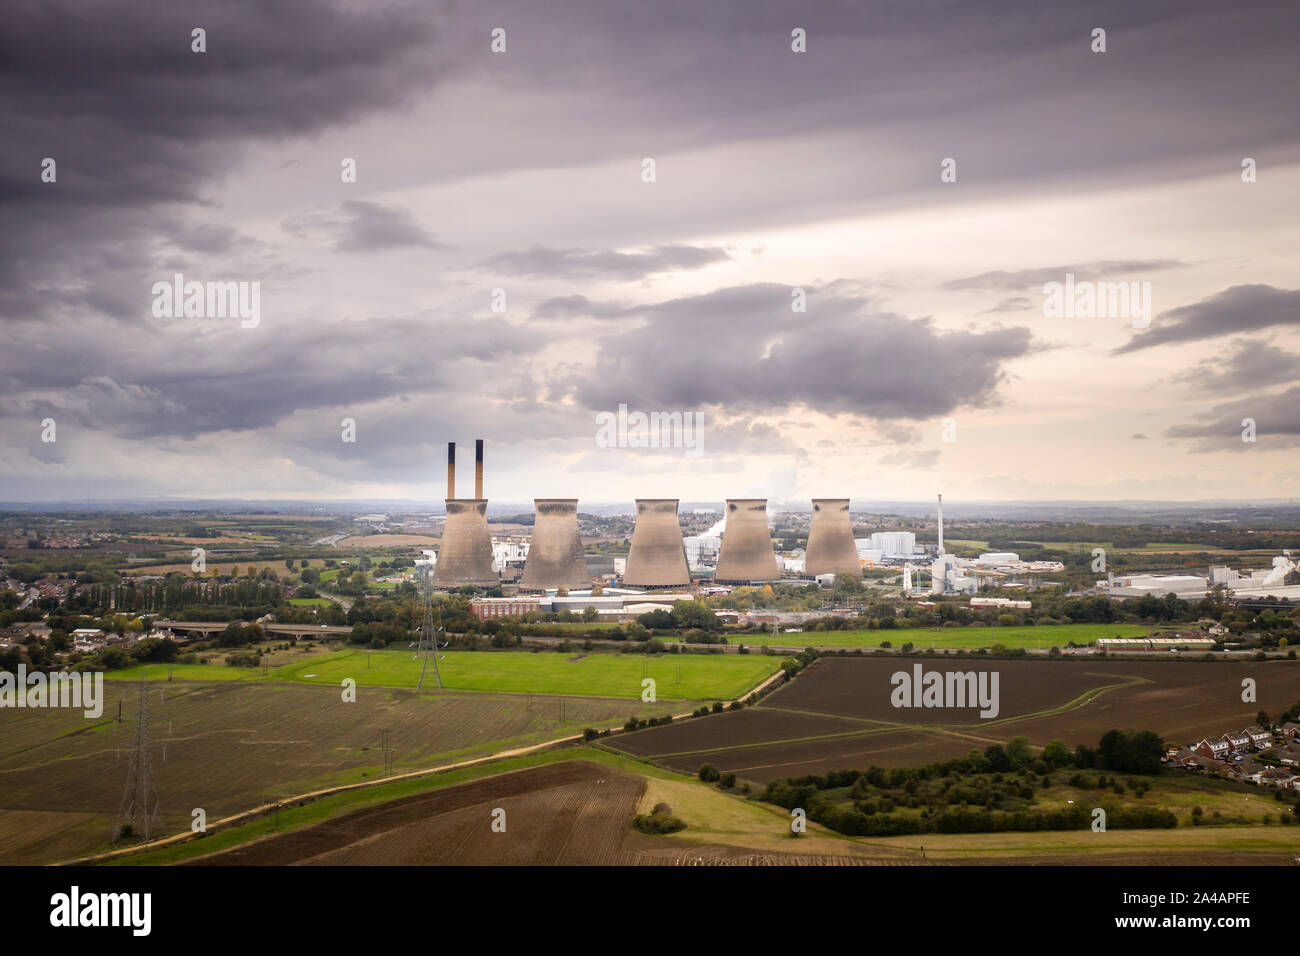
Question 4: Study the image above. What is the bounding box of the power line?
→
[416,565,444,690]
[114,676,162,842]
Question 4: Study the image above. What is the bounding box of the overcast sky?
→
[2,0,1298,506]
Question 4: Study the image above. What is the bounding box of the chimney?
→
[475,439,484,499]
[937,493,944,554]
[446,442,456,499]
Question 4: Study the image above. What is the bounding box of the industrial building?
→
[868,531,917,558]
[1101,554,1300,600]
[804,498,861,577]
[714,499,780,584]
[433,440,499,587]
[520,499,590,591]
[623,499,692,588]
[683,517,724,572]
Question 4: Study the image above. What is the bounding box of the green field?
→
[736,622,1163,650]
[288,597,332,607]
[109,648,779,701]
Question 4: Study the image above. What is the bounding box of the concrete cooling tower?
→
[433,440,498,587]
[623,499,691,588]
[805,498,861,577]
[521,499,589,591]
[715,499,780,584]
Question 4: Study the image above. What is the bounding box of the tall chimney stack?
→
[937,493,944,554]
[475,439,484,499]
[446,442,456,499]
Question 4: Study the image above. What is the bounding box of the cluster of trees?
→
[761,729,1170,837]
[636,600,721,632]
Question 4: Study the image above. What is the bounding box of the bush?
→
[698,764,721,783]
[632,804,686,834]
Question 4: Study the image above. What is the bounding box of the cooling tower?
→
[805,498,861,577]
[521,499,589,591]
[623,499,691,588]
[715,499,780,584]
[433,439,498,587]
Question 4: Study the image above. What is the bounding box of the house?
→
[1194,737,1230,759]
[1276,745,1300,767]
[1222,730,1251,752]
[1258,767,1298,788]
[1244,727,1272,749]
[1227,758,1265,780]
[1182,754,1219,773]
[1281,722,1300,741]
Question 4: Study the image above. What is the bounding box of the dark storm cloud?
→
[1173,339,1300,394]
[945,261,1185,292]
[1166,386,1300,450]
[0,314,539,441]
[1115,285,1300,354]
[0,0,446,322]
[481,244,729,281]
[284,201,444,252]
[563,283,1032,418]
[439,0,1300,203]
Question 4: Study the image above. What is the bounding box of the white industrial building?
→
[868,531,918,558]
[854,541,884,565]
[491,535,530,572]
[1101,553,1299,600]
[683,516,725,572]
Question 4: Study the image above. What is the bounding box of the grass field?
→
[107,647,780,701]
[288,597,332,607]
[736,622,1162,649]
[273,648,778,700]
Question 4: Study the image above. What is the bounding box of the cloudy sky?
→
[2,0,1298,506]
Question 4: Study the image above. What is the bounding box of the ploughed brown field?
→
[608,657,1300,784]
[190,761,646,865]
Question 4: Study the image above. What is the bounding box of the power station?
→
[623,499,691,588]
[433,440,499,587]
[521,499,589,591]
[714,499,780,584]
[423,441,961,590]
[804,497,860,576]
